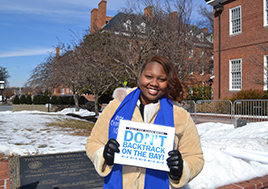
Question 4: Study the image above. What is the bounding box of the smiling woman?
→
[86,55,204,189]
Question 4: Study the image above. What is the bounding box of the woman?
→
[86,56,204,188]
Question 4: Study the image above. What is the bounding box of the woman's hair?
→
[139,56,183,102]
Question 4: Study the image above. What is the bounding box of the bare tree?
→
[104,0,210,87]
[248,44,268,88]
[27,54,55,88]
[0,66,10,83]
[197,5,214,33]
[78,31,128,115]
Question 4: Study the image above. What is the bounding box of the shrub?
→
[20,95,26,104]
[13,95,20,104]
[33,95,40,104]
[229,89,264,102]
[215,101,232,114]
[196,101,216,113]
[61,96,70,105]
[25,95,32,104]
[69,96,75,105]
[50,96,59,104]
[187,84,212,101]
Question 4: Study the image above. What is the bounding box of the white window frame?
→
[189,65,193,75]
[61,88,65,95]
[188,86,193,96]
[200,66,204,75]
[200,51,204,58]
[264,0,268,26]
[229,5,242,35]
[229,58,242,91]
[264,55,268,90]
[189,50,193,58]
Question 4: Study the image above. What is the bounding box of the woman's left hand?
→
[166,150,183,180]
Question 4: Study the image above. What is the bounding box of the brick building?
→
[91,0,214,98]
[206,0,268,99]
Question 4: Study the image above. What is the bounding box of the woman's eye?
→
[146,75,152,79]
[159,78,166,82]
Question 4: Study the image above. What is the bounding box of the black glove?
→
[103,138,120,165]
[166,150,183,180]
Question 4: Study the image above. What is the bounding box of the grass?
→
[46,119,95,136]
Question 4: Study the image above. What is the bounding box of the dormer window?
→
[123,20,132,31]
[196,32,205,42]
[137,22,146,33]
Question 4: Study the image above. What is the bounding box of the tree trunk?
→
[94,95,99,116]
[74,92,79,111]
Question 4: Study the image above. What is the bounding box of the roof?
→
[102,12,213,48]
[205,0,229,6]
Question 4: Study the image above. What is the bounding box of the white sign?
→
[114,120,175,172]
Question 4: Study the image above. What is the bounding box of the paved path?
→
[0,105,12,112]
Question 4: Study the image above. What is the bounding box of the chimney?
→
[53,47,59,61]
[169,11,178,24]
[144,6,153,20]
[202,28,208,33]
[90,8,98,33]
[98,0,107,29]
[56,47,59,58]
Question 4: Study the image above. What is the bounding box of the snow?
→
[1,108,268,188]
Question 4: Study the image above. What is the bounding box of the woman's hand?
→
[103,138,120,165]
[166,150,183,180]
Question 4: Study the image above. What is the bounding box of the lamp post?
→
[214,3,224,99]
[0,81,5,102]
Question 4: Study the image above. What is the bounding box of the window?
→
[188,86,193,96]
[210,67,214,76]
[189,65,193,75]
[200,51,204,58]
[61,88,65,95]
[123,20,132,31]
[200,66,204,75]
[264,0,268,26]
[189,50,193,58]
[264,55,268,90]
[178,65,183,79]
[229,59,242,90]
[230,6,242,35]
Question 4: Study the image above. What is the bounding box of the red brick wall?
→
[90,0,108,34]
[90,8,98,33]
[98,0,107,29]
[213,0,268,99]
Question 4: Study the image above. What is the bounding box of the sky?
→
[0,0,211,88]
[0,108,268,188]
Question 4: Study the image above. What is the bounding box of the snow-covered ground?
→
[0,108,268,188]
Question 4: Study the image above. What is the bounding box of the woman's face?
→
[139,61,168,105]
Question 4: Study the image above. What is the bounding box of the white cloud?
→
[0,0,124,19]
[0,48,55,58]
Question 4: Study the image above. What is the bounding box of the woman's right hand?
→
[103,138,120,165]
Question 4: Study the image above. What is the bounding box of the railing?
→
[233,100,268,123]
[181,99,268,125]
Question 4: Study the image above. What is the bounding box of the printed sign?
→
[114,120,175,172]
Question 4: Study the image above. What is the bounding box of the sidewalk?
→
[1,153,268,189]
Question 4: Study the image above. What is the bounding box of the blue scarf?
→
[104,88,174,189]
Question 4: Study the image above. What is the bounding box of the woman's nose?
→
[150,78,158,86]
